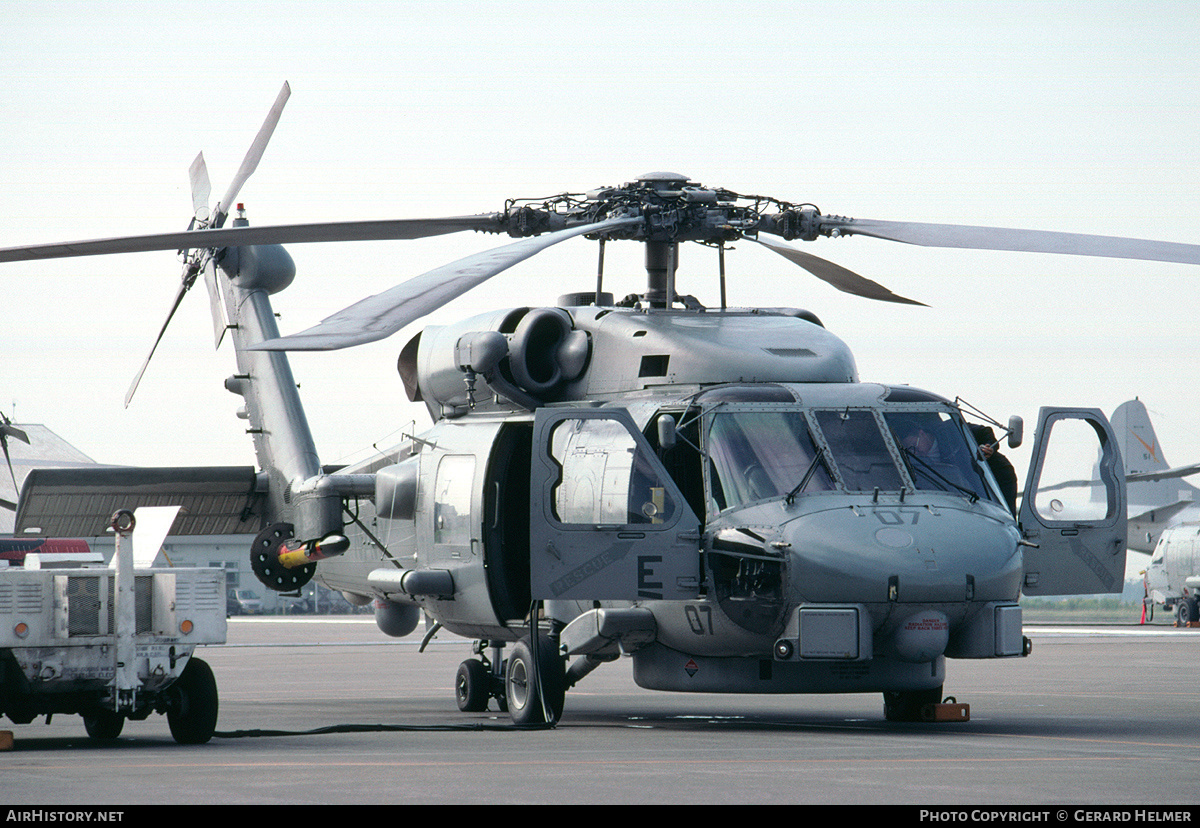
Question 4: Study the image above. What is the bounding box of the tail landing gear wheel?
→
[883,685,943,722]
[83,708,125,740]
[167,657,219,744]
[505,634,565,725]
[456,659,490,712]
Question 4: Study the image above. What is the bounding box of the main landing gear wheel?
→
[167,657,219,744]
[456,659,491,712]
[883,685,943,722]
[83,708,125,740]
[505,634,565,725]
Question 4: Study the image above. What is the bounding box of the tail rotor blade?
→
[1,439,17,500]
[751,235,926,306]
[203,259,228,348]
[124,278,191,407]
[189,152,211,223]
[214,81,291,226]
[129,84,288,404]
[0,419,30,447]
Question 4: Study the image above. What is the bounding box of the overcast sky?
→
[3,0,1199,515]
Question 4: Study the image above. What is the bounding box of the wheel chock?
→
[0,731,13,751]
[921,697,970,722]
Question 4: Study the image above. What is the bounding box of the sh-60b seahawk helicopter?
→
[10,83,1189,727]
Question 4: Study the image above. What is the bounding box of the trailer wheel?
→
[1177,598,1199,626]
[167,657,219,744]
[83,708,125,740]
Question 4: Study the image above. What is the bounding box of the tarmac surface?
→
[5,617,1200,806]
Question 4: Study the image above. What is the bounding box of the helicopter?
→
[10,82,1189,727]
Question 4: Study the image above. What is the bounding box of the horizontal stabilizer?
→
[1127,462,1200,483]
[15,466,265,538]
[1128,500,1195,526]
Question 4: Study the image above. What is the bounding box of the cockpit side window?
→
[813,409,904,492]
[706,410,831,511]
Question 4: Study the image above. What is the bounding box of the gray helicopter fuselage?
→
[315,303,1040,695]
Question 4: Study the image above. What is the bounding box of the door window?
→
[1028,417,1113,522]
[548,417,678,526]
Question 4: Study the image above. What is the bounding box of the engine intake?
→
[508,307,589,394]
[412,307,592,418]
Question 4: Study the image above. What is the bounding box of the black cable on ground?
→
[214,720,555,738]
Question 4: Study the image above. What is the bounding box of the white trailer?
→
[0,511,226,743]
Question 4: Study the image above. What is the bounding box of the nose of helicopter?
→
[781,504,1023,607]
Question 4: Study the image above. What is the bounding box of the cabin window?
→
[706,411,831,511]
[548,417,678,526]
[433,455,474,546]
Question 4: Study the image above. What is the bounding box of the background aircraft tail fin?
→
[1113,401,1200,553]
[1112,399,1169,475]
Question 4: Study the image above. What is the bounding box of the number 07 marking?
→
[685,604,713,635]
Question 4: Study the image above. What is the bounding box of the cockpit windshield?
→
[813,409,905,491]
[704,404,1000,511]
[884,410,994,502]
[706,410,832,512]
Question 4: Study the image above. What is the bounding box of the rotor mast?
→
[644,240,678,308]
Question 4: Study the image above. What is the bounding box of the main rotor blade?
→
[213,81,291,226]
[253,216,641,351]
[124,279,191,407]
[832,218,1200,265]
[751,235,926,306]
[0,215,505,263]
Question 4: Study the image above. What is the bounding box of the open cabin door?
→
[531,408,701,601]
[1019,407,1127,595]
